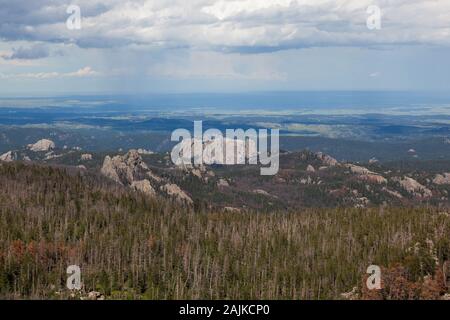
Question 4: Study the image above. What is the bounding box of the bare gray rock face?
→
[101,150,194,203]
[217,178,230,188]
[161,183,193,204]
[346,164,387,184]
[0,151,16,162]
[433,173,450,185]
[382,187,403,199]
[131,180,156,196]
[101,155,123,184]
[175,137,258,165]
[27,139,55,152]
[101,150,151,186]
[81,154,93,161]
[393,176,432,198]
[315,152,338,167]
[253,189,277,198]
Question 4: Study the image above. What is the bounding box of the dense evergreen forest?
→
[0,162,449,299]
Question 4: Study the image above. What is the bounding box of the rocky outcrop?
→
[175,137,258,165]
[146,171,162,182]
[191,168,203,179]
[86,291,105,301]
[217,178,230,188]
[347,164,371,175]
[131,180,156,196]
[363,174,388,184]
[27,139,55,152]
[99,150,163,199]
[101,155,122,184]
[442,294,450,300]
[161,183,193,204]
[341,287,359,300]
[100,150,163,199]
[433,173,450,185]
[315,152,338,167]
[0,151,16,162]
[393,176,432,198]
[183,164,215,183]
[354,197,370,208]
[44,152,63,160]
[382,187,403,199]
[306,165,315,173]
[253,189,272,197]
[346,164,387,184]
[101,150,149,185]
[137,148,154,155]
[123,149,148,170]
[81,153,93,161]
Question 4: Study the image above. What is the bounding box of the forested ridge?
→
[0,162,449,299]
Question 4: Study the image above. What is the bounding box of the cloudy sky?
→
[0,0,449,95]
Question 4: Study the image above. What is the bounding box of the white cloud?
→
[201,0,294,20]
[1,0,449,53]
[1,0,450,91]
[66,66,99,77]
[0,66,100,79]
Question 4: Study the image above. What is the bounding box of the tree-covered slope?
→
[0,162,449,299]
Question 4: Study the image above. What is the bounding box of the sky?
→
[0,0,449,95]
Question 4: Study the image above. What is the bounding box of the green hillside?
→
[0,162,449,299]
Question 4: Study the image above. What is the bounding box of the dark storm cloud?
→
[3,44,50,60]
